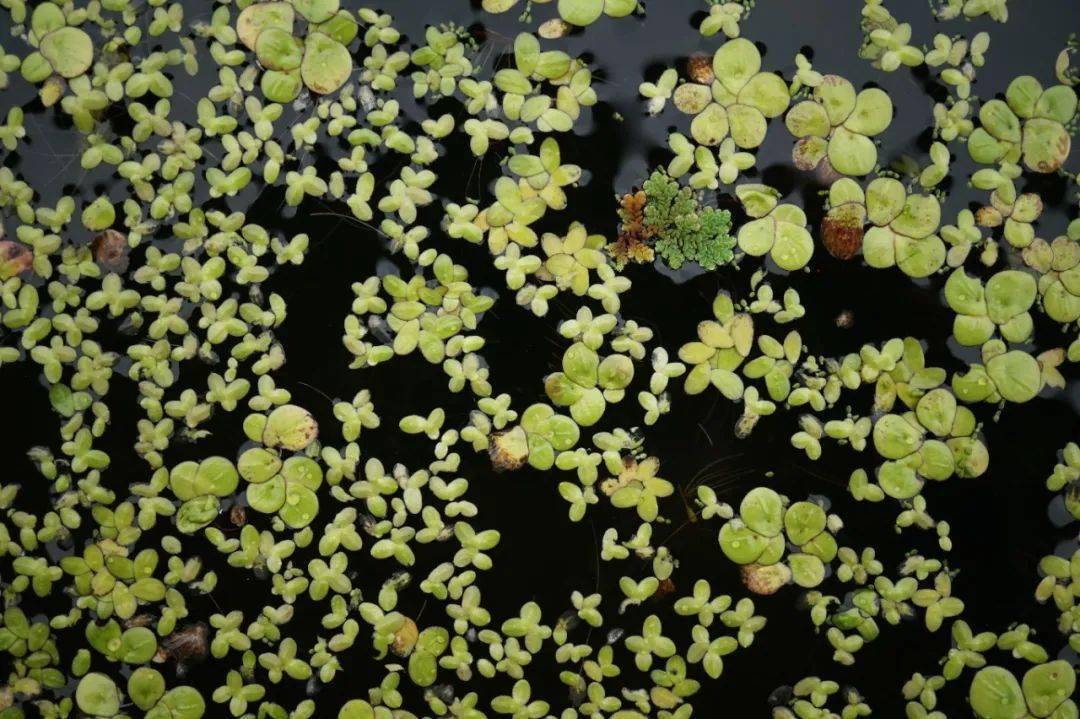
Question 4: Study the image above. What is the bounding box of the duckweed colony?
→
[0,0,1079,716]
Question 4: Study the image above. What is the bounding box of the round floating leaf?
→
[784,501,826,545]
[316,11,359,45]
[339,700,375,719]
[256,27,304,71]
[816,75,857,125]
[873,414,923,459]
[237,2,295,50]
[969,666,1025,719]
[301,32,351,95]
[483,0,519,11]
[570,387,605,426]
[690,103,730,146]
[40,27,94,79]
[980,100,1022,143]
[718,522,767,564]
[1021,660,1075,718]
[1035,85,1078,124]
[1006,76,1043,119]
[604,0,638,17]
[598,354,634,390]
[280,483,319,528]
[127,668,165,711]
[559,0,604,26]
[738,217,776,256]
[986,351,1041,403]
[985,270,1036,324]
[892,194,941,239]
[248,475,287,513]
[262,68,303,102]
[915,389,957,437]
[786,101,830,138]
[263,404,318,451]
[564,343,599,388]
[828,126,878,176]
[740,487,783,537]
[771,221,814,271]
[713,38,761,95]
[845,88,893,136]
[968,128,1012,165]
[168,461,200,502]
[862,226,896,268]
[119,626,157,664]
[238,447,282,483]
[728,103,767,148]
[20,52,53,83]
[76,673,121,717]
[546,373,584,406]
[674,84,712,115]
[196,456,239,497]
[788,553,825,588]
[945,268,987,315]
[30,3,65,39]
[918,439,956,480]
[866,177,906,226]
[738,72,789,117]
[409,651,438,687]
[149,687,205,719]
[895,235,946,278]
[878,461,923,499]
[1022,118,1071,173]
[292,0,339,23]
[792,136,828,171]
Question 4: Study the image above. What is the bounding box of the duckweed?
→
[0,1,1078,718]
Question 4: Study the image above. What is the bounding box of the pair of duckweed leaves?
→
[490,403,579,471]
[968,75,1078,173]
[785,75,894,176]
[482,0,637,27]
[239,447,323,529]
[2,0,1079,717]
[822,177,947,278]
[871,389,989,499]
[672,39,791,151]
[169,456,239,533]
[969,661,1076,719]
[678,292,756,399]
[952,342,1054,405]
[1021,220,1080,324]
[236,0,357,102]
[717,487,838,590]
[19,4,95,89]
[77,670,205,719]
[944,268,1037,346]
[545,342,635,426]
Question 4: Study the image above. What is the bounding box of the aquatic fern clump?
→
[638,170,736,271]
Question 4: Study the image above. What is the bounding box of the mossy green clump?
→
[641,170,735,271]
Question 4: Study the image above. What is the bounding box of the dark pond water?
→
[2,0,1080,716]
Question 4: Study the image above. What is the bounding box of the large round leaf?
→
[301,32,352,94]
